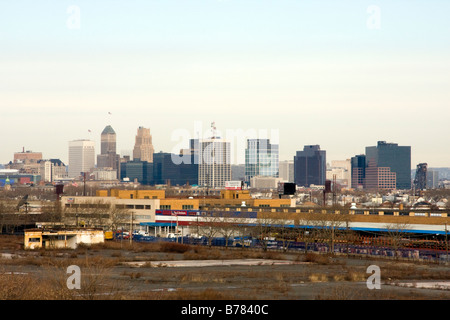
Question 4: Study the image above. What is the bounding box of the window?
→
[135,205,144,210]
[29,237,40,243]
[161,205,171,210]
[182,205,194,210]
[145,205,151,210]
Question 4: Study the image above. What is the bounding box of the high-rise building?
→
[153,152,198,186]
[413,163,428,191]
[245,139,279,183]
[351,155,366,189]
[198,138,231,189]
[120,160,153,185]
[427,169,439,189]
[97,125,120,179]
[68,140,95,179]
[365,141,411,190]
[364,158,397,190]
[294,145,326,187]
[133,127,154,163]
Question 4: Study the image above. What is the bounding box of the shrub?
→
[160,242,191,253]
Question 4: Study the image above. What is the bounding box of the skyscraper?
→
[365,141,411,190]
[68,140,95,178]
[153,152,198,186]
[294,145,326,187]
[198,138,231,189]
[97,125,120,178]
[245,139,279,183]
[133,127,154,163]
[351,154,366,189]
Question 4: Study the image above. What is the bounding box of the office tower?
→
[133,127,154,162]
[351,155,366,189]
[244,139,279,183]
[97,125,120,178]
[364,158,397,190]
[279,160,294,183]
[153,152,198,186]
[294,145,326,187]
[68,140,95,178]
[120,160,153,185]
[198,138,231,189]
[414,163,428,191]
[426,169,439,189]
[365,141,411,190]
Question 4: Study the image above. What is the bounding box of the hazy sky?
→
[1,0,449,167]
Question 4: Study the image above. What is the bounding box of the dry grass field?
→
[1,235,450,300]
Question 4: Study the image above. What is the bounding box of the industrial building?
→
[24,227,104,249]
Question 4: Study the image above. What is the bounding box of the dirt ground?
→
[1,236,450,301]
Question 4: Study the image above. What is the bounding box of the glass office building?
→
[294,145,326,187]
[245,139,279,183]
[365,141,411,190]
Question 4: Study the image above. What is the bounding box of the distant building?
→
[250,176,282,189]
[14,149,42,163]
[365,141,411,190]
[133,127,154,163]
[364,158,397,190]
[6,149,43,174]
[245,139,279,183]
[153,152,198,186]
[294,145,326,187]
[198,138,231,189]
[279,160,294,183]
[351,155,366,189]
[427,169,439,189]
[97,125,120,179]
[326,159,351,188]
[68,140,95,179]
[120,160,153,185]
[38,159,67,182]
[413,163,427,191]
[231,164,245,181]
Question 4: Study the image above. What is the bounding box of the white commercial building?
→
[68,140,95,179]
[198,138,231,189]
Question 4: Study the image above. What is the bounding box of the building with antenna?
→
[198,122,231,189]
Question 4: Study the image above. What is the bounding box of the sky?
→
[1,0,449,167]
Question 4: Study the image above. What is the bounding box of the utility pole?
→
[129,211,133,244]
[446,223,448,263]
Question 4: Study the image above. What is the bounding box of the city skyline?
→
[1,1,449,168]
[0,122,447,171]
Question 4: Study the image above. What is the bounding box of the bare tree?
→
[312,212,350,255]
[384,221,411,260]
[197,211,222,248]
[253,211,276,251]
